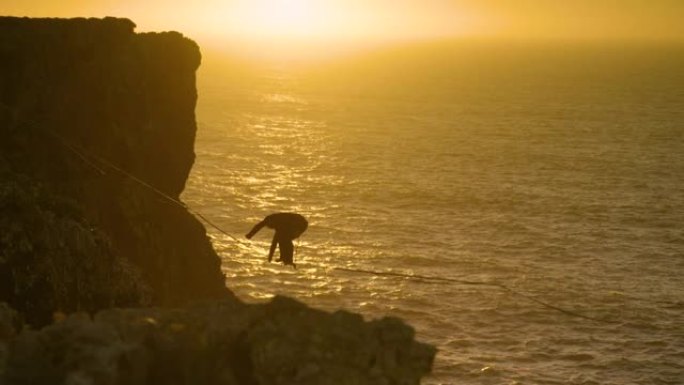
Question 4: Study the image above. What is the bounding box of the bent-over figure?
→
[246,213,308,268]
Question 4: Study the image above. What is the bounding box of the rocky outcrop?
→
[0,297,435,385]
[0,17,229,325]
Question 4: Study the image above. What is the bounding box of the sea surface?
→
[182,42,684,384]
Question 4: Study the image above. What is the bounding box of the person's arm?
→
[268,234,278,262]
[246,220,266,239]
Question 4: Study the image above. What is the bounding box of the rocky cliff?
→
[0,17,435,383]
[0,17,229,324]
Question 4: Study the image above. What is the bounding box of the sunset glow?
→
[5,0,682,46]
[194,0,481,44]
[223,0,334,39]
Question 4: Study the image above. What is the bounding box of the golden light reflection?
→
[196,0,482,48]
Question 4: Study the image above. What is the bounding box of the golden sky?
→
[3,0,684,44]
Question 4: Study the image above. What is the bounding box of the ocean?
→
[182,41,684,384]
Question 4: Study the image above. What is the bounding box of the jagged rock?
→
[1,298,435,385]
[0,303,19,377]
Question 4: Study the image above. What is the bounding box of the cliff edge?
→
[0,17,229,324]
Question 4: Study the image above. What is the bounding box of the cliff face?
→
[0,17,229,324]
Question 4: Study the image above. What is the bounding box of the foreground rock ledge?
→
[0,297,435,384]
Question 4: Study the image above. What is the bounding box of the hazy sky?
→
[3,0,684,44]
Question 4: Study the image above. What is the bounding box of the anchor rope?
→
[335,267,620,324]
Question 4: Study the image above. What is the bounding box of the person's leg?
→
[280,238,294,266]
[268,234,278,262]
[274,231,286,261]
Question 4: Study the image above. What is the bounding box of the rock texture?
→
[0,297,435,385]
[0,17,229,325]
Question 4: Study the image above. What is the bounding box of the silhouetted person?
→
[246,213,308,268]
